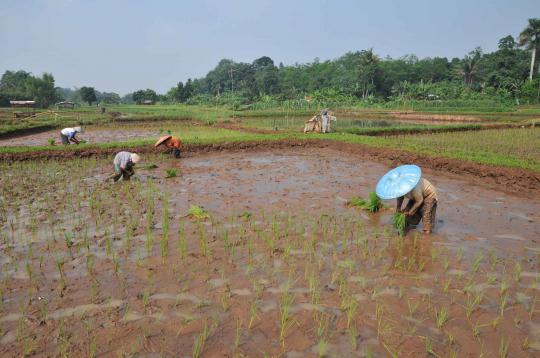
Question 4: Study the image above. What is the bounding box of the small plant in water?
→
[165,168,177,178]
[188,205,210,220]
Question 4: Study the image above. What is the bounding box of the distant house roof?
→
[56,101,75,105]
[10,100,35,105]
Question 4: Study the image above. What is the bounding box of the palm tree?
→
[455,48,482,85]
[519,18,540,81]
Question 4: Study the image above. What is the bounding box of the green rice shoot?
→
[392,212,406,237]
[348,192,382,213]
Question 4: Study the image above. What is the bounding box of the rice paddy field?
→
[0,105,539,357]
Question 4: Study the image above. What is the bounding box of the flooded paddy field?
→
[0,147,538,356]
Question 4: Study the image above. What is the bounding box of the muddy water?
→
[1,147,539,357]
[161,148,539,256]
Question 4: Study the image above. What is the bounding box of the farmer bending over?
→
[396,177,438,234]
[110,151,140,181]
[376,164,438,234]
[60,127,83,145]
[155,135,183,158]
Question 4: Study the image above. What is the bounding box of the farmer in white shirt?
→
[109,151,141,181]
[60,127,83,145]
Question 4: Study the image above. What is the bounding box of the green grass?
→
[2,126,539,172]
[2,103,540,172]
[379,128,540,171]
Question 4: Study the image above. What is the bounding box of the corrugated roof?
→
[10,100,35,105]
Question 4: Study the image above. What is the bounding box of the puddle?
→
[150,293,201,304]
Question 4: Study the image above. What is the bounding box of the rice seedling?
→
[248,300,258,329]
[421,336,440,358]
[522,336,529,350]
[513,262,522,282]
[165,168,177,178]
[348,324,358,350]
[192,320,210,358]
[278,290,297,345]
[178,221,187,259]
[499,292,509,317]
[383,342,399,358]
[443,279,451,293]
[456,247,464,262]
[197,222,211,259]
[472,252,484,273]
[341,295,359,328]
[234,319,242,350]
[317,338,329,357]
[160,199,170,258]
[391,212,406,237]
[408,299,419,317]
[435,306,450,328]
[499,337,509,358]
[220,288,232,312]
[188,205,210,220]
[465,292,483,318]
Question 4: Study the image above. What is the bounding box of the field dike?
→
[1,138,538,196]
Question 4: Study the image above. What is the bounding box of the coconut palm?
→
[519,18,540,80]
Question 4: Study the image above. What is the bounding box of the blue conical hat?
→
[376,165,421,200]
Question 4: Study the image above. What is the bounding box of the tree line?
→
[1,18,538,108]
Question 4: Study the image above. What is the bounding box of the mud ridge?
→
[216,122,527,136]
[0,124,56,140]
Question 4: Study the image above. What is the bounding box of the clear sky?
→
[1,0,538,94]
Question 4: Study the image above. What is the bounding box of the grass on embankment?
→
[325,128,540,172]
[2,125,539,172]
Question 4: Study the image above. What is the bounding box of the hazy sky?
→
[1,0,538,94]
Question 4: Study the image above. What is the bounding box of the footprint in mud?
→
[494,234,526,241]
[49,299,124,319]
[508,212,534,222]
[231,288,252,296]
[466,204,483,210]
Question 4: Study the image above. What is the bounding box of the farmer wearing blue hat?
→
[376,165,438,234]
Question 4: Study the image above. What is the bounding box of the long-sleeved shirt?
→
[405,178,438,202]
[113,151,133,170]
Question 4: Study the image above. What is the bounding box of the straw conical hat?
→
[155,135,172,147]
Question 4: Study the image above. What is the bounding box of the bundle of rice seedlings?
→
[348,196,367,208]
[392,212,406,236]
[366,192,382,213]
[348,192,382,213]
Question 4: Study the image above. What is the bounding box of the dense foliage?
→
[1,19,538,107]
[0,70,58,108]
[182,35,537,105]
